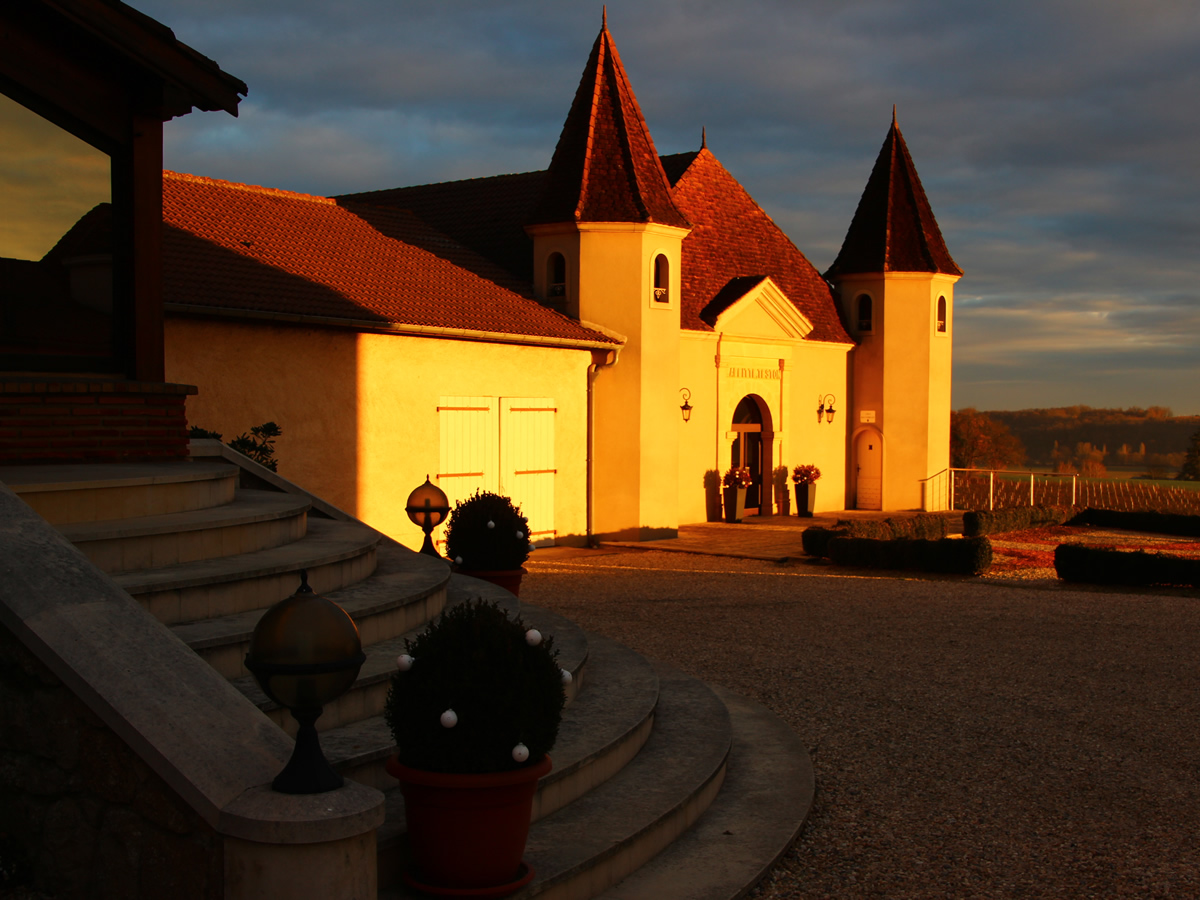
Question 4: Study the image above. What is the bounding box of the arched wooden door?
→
[730,395,767,514]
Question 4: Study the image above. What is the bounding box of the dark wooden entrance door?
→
[730,396,764,514]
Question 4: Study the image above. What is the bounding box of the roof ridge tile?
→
[164,170,337,206]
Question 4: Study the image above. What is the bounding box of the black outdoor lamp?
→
[817,394,837,424]
[245,570,366,794]
[679,388,693,423]
[406,475,450,557]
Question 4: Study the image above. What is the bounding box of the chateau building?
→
[22,15,962,550]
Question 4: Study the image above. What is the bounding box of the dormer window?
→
[653,254,669,303]
[936,295,947,333]
[547,252,566,298]
[856,294,873,333]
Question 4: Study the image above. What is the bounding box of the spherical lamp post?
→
[406,476,450,558]
[245,570,366,794]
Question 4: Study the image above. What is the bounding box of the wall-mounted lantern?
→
[245,570,366,794]
[817,394,837,424]
[406,475,450,557]
[679,388,693,423]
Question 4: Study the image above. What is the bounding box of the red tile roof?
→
[526,19,688,228]
[161,172,617,346]
[340,171,543,285]
[665,149,852,343]
[825,115,962,279]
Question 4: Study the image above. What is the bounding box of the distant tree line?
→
[950,406,1200,481]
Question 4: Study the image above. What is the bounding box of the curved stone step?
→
[57,489,311,574]
[376,648,732,898]
[112,517,380,625]
[597,684,815,900]
[1,460,237,524]
[172,540,451,679]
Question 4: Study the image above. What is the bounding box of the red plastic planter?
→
[386,754,551,896]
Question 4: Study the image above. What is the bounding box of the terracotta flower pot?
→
[386,754,552,896]
[461,567,527,597]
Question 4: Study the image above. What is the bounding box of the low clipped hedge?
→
[962,505,1075,537]
[1068,508,1200,538]
[826,536,993,576]
[1054,543,1200,588]
[802,514,951,558]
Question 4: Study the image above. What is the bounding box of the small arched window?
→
[547,252,566,298]
[856,294,873,333]
[936,296,947,333]
[653,254,669,303]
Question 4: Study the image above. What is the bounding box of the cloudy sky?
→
[131,1,1200,414]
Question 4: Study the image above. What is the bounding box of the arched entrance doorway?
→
[854,429,883,510]
[730,395,773,515]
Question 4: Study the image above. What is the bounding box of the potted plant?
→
[772,465,790,516]
[792,464,821,517]
[445,490,533,596]
[384,600,567,895]
[722,466,752,523]
[703,469,723,522]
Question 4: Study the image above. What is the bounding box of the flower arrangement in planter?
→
[722,466,752,523]
[384,599,568,894]
[444,490,532,595]
[792,464,821,485]
[723,466,753,488]
[703,469,723,522]
[792,464,821,517]
[772,465,790,516]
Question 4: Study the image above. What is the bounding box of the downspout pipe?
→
[586,347,620,546]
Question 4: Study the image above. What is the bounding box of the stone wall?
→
[0,626,222,899]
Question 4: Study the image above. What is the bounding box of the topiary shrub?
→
[827,536,992,575]
[802,526,848,558]
[384,600,566,773]
[1054,543,1200,588]
[963,505,1074,537]
[444,490,532,571]
[1069,508,1200,538]
[802,516,952,558]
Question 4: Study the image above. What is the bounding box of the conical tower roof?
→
[527,13,689,228]
[825,111,961,279]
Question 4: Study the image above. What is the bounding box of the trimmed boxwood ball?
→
[384,600,565,773]
[444,490,532,571]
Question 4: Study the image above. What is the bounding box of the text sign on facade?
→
[726,367,781,380]
[860,410,876,423]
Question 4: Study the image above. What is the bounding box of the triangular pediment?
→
[709,276,814,340]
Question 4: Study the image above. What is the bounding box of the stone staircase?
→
[1,448,813,899]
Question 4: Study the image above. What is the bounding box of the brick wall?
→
[0,626,223,899]
[0,380,197,465]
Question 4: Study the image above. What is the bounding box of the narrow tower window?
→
[547,252,566,298]
[936,296,947,333]
[653,254,669,303]
[856,294,873,333]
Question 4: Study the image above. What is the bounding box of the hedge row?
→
[1054,543,1200,588]
[1068,508,1200,538]
[827,536,993,576]
[962,505,1075,537]
[801,514,952,558]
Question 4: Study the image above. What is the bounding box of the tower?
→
[525,14,690,539]
[825,111,962,510]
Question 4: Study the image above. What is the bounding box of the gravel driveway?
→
[521,549,1200,899]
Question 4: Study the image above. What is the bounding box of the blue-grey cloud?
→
[132,0,1200,413]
